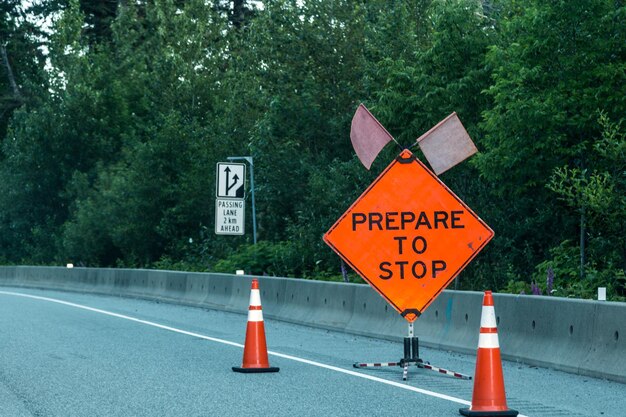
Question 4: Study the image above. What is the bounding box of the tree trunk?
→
[1,43,23,102]
[232,0,245,28]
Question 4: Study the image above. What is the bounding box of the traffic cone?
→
[232,279,279,373]
[460,291,518,416]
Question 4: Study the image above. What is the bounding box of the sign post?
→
[324,149,493,380]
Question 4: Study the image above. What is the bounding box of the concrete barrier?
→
[0,266,624,383]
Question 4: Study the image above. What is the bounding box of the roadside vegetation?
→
[1,0,624,300]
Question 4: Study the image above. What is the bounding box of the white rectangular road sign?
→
[215,199,245,235]
[216,162,246,198]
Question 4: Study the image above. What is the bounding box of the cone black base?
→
[459,407,518,416]
[232,366,279,373]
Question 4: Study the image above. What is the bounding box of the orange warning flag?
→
[350,104,394,170]
[417,112,477,175]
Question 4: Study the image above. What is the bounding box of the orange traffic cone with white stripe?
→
[460,291,518,416]
[232,279,279,373]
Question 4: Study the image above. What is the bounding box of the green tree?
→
[366,0,498,288]
[61,0,234,266]
[234,0,369,243]
[477,0,626,286]
[0,0,48,139]
[544,114,626,298]
[0,0,92,262]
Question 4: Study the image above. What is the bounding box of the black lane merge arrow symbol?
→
[224,167,240,195]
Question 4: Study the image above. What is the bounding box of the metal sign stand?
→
[353,322,472,381]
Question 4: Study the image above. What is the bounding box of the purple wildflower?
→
[546,267,554,295]
[340,261,349,283]
[531,281,542,295]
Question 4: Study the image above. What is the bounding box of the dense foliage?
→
[1,0,624,300]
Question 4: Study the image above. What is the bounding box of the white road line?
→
[0,290,528,416]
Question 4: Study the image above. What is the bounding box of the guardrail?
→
[0,266,624,383]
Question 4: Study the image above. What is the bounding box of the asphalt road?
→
[0,287,623,417]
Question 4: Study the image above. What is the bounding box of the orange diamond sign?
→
[324,150,494,322]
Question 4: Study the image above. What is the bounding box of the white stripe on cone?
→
[248,309,264,322]
[478,332,500,349]
[247,288,264,322]
[249,289,261,307]
[478,303,500,348]
[480,305,497,328]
